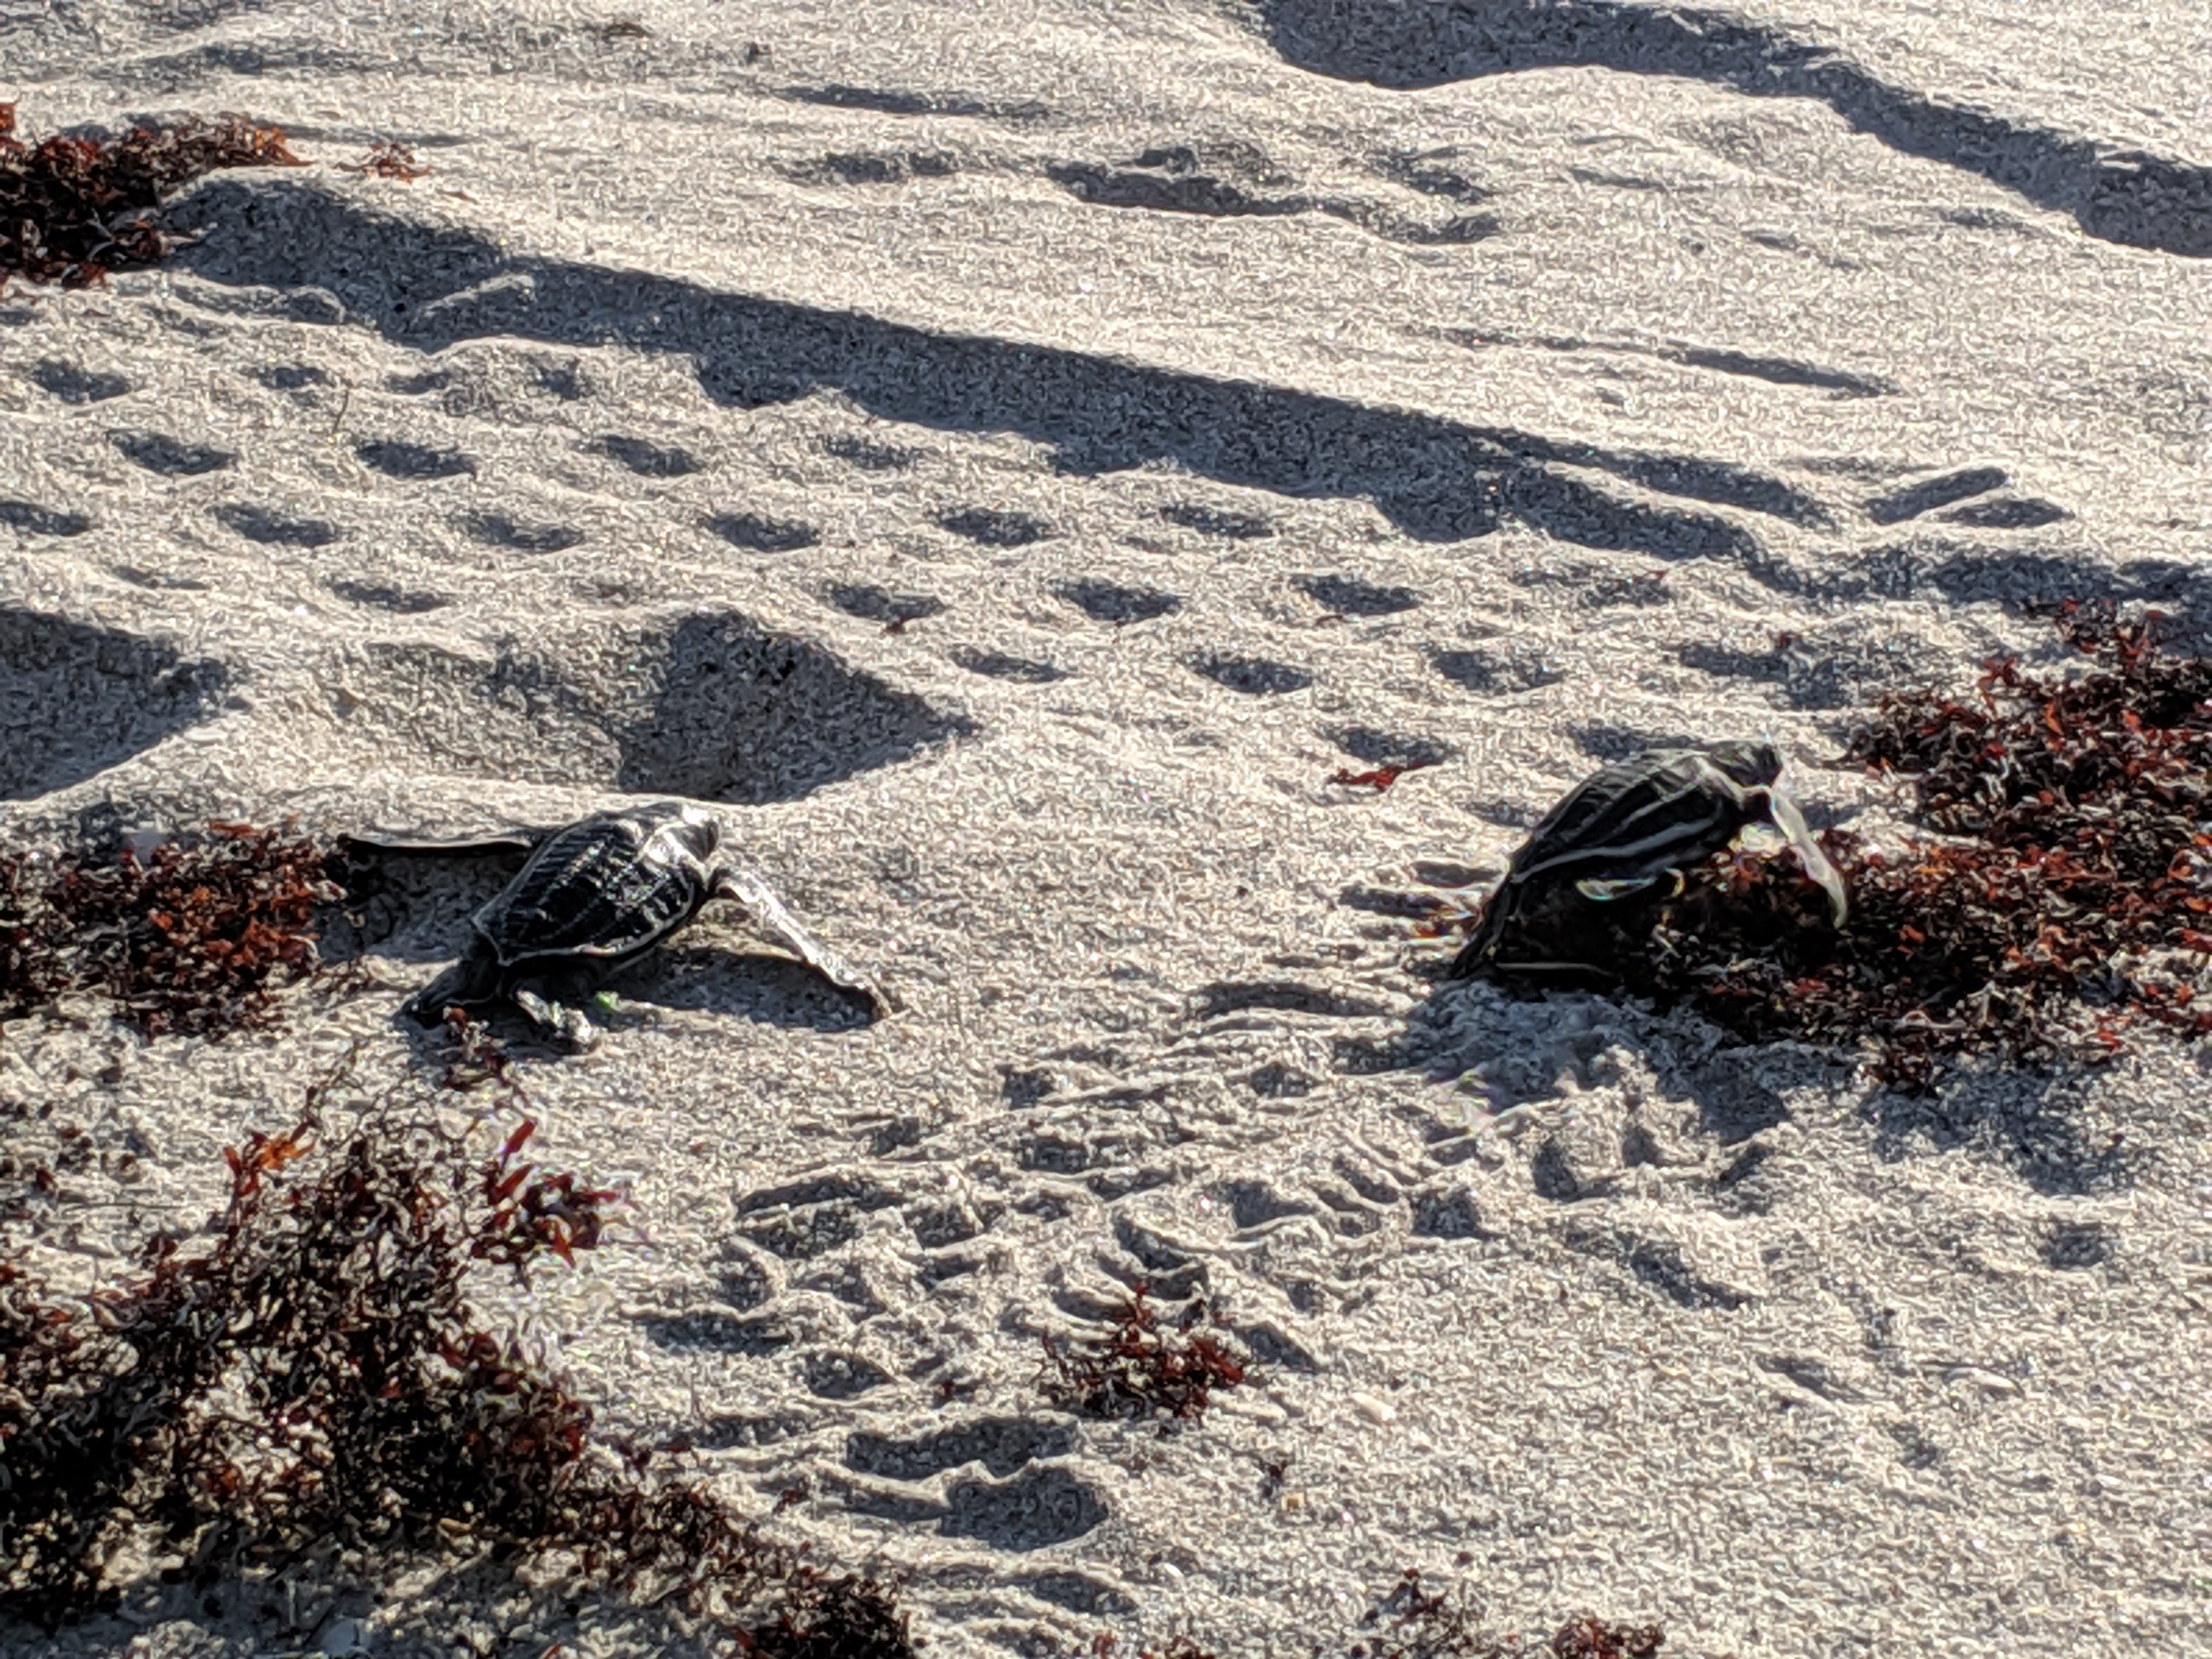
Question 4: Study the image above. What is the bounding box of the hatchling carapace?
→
[349,802,889,1047]
[1449,740,1848,979]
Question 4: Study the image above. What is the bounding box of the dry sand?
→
[2,2,2208,1654]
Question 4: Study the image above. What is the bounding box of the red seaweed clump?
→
[1350,1570,1664,1659]
[0,823,335,1037]
[1,104,302,288]
[1470,605,2212,1087]
[0,1041,914,1653]
[1039,1288,1252,1423]
[340,139,430,181]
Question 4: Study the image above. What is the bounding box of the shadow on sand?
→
[1360,961,2135,1198]
[173,179,1807,562]
[1259,0,2212,258]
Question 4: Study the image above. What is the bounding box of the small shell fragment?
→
[1351,1391,1398,1425]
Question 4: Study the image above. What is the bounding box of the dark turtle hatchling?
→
[355,803,888,1046]
[1448,739,1847,978]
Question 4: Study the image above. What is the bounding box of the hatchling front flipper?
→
[712,866,895,1017]
[1761,787,1849,925]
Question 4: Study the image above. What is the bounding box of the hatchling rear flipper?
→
[1443,876,1519,978]
[712,866,894,1017]
[400,947,505,1028]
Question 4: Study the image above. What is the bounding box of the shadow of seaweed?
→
[1859,1073,2132,1198]
[172,180,1815,563]
[1259,0,2212,257]
[1894,548,2211,644]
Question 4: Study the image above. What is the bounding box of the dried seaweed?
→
[1467,607,2212,1086]
[1350,1571,1663,1659]
[1039,1289,1252,1422]
[0,823,334,1037]
[1850,604,2210,873]
[1331,759,1440,793]
[340,139,430,182]
[1,105,303,288]
[1544,1621,1666,1659]
[0,1040,913,1653]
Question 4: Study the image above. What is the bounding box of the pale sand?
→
[2,2,2207,1654]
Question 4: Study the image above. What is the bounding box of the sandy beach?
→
[3,3,2208,1654]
